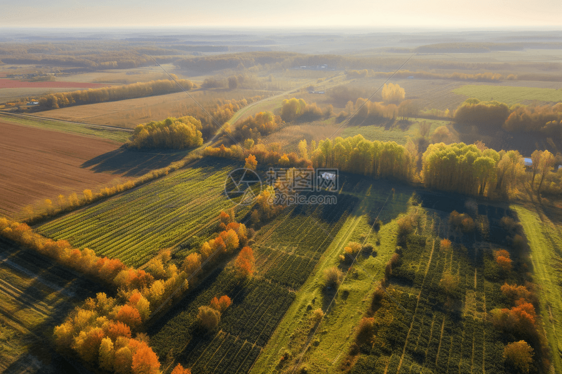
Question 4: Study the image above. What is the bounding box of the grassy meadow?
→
[453,84,562,105]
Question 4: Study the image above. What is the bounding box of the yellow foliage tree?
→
[382,83,405,104]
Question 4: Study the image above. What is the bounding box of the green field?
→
[148,172,404,374]
[251,176,413,373]
[37,157,244,267]
[342,118,449,145]
[334,198,538,374]
[453,84,562,105]
[511,204,562,373]
[0,113,131,143]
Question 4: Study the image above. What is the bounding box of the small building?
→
[524,158,533,168]
[321,172,336,181]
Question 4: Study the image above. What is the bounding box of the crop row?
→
[353,211,517,374]
[262,193,357,260]
[150,268,294,374]
[262,250,317,289]
[38,158,238,266]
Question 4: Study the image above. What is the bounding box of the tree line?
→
[454,98,562,138]
[232,111,283,142]
[206,135,561,199]
[128,116,203,150]
[0,208,255,374]
[280,98,329,122]
[346,69,516,82]
[38,79,195,110]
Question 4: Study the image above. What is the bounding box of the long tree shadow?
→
[81,148,192,177]
[0,239,105,374]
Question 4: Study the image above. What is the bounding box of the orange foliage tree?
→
[235,247,255,278]
[131,339,161,374]
[171,363,192,374]
[115,305,142,330]
[494,249,513,272]
[245,154,258,170]
[440,238,452,251]
[182,253,202,274]
[210,295,232,313]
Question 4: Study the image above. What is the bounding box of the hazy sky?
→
[2,0,561,29]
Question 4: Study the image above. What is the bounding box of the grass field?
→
[37,157,245,267]
[0,113,131,143]
[251,176,413,374]
[453,84,562,105]
[342,118,450,145]
[34,88,270,129]
[253,186,548,374]
[0,237,101,373]
[0,120,130,217]
[148,172,372,374]
[511,204,562,373]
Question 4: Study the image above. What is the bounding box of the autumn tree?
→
[324,266,343,288]
[131,340,161,374]
[382,83,405,104]
[114,345,133,374]
[503,340,534,373]
[298,139,308,160]
[99,337,115,371]
[210,295,232,312]
[537,149,555,195]
[73,327,105,363]
[83,189,93,203]
[245,154,258,170]
[171,363,192,374]
[198,306,221,330]
[182,253,202,274]
[494,249,513,272]
[235,246,255,278]
[441,238,452,251]
[115,305,142,330]
[105,321,132,341]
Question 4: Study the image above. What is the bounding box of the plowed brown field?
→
[0,121,128,217]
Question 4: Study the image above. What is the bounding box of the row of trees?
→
[381,83,405,104]
[454,98,562,137]
[128,116,203,150]
[422,143,526,198]
[311,136,415,181]
[232,111,283,142]
[38,79,194,109]
[208,135,561,199]
[280,98,327,122]
[346,69,515,82]
[180,96,263,140]
[1,208,255,374]
[23,163,182,224]
[204,143,312,169]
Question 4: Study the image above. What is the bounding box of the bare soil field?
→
[0,121,129,217]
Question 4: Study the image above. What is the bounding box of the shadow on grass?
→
[81,147,191,177]
[0,239,104,374]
